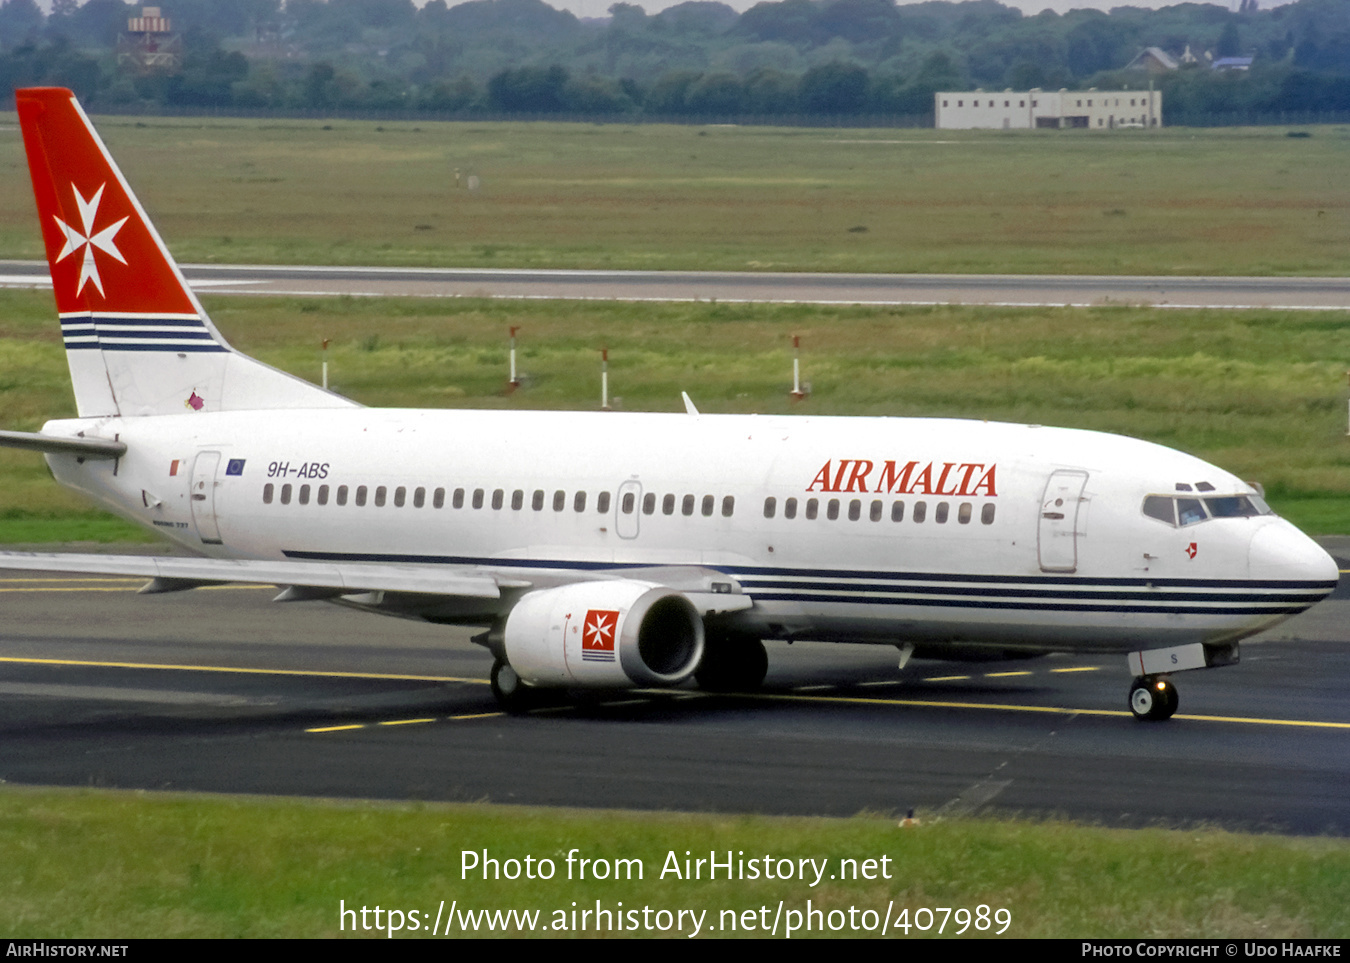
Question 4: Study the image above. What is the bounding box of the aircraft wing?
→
[0,551,504,600]
[0,552,753,614]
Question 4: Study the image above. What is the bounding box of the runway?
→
[1,555,1346,834]
[3,260,1350,309]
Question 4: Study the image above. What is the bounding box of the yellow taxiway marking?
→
[924,674,969,681]
[737,690,1350,729]
[7,656,1345,731]
[305,711,504,734]
[0,655,487,685]
[1051,666,1102,673]
[984,671,1032,678]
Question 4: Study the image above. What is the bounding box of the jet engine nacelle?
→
[502,581,705,689]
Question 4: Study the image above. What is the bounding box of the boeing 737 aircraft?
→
[1,87,1337,720]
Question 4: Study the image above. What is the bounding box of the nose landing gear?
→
[1128,676,1178,721]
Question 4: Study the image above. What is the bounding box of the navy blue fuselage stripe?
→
[282,551,1328,588]
[734,580,1323,603]
[280,549,1335,608]
[723,563,1334,590]
[746,592,1312,615]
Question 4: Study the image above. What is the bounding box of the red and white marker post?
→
[508,326,521,392]
[790,335,807,401]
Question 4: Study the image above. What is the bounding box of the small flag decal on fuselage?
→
[226,459,246,476]
[581,609,619,662]
[169,459,180,476]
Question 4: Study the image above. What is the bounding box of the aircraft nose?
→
[1248,520,1339,590]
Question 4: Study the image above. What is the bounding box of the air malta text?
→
[807,459,998,497]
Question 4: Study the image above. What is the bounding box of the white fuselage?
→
[42,408,1338,655]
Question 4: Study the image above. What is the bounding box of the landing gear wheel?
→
[695,635,768,692]
[1161,679,1179,717]
[490,660,536,714]
[1129,675,1178,721]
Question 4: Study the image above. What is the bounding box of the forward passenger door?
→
[1038,470,1088,572]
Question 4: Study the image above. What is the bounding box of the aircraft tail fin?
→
[16,87,356,418]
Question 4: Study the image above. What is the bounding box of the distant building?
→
[1125,47,1179,73]
[1211,57,1253,72]
[935,89,1162,130]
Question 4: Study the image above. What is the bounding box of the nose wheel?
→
[1128,676,1178,721]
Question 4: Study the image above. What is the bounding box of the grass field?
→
[1,117,1348,275]
[0,289,1347,539]
[1,786,1346,938]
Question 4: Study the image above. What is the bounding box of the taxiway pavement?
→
[1,556,1346,834]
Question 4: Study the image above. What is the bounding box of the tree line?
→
[0,0,1347,121]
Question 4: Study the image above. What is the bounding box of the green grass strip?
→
[0,786,1346,938]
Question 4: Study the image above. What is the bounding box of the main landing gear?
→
[490,659,537,714]
[695,634,769,692]
[1128,676,1178,721]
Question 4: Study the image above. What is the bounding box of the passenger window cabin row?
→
[259,484,997,527]
[764,496,995,525]
[260,483,734,517]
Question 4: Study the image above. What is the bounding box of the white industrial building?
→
[935,89,1162,130]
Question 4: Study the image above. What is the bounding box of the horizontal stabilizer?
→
[0,429,125,458]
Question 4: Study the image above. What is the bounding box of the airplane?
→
[0,87,1337,721]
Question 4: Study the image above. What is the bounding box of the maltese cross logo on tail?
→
[52,183,128,297]
[581,609,619,662]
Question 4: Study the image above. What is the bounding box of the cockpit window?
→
[1177,498,1206,526]
[1142,496,1175,525]
[1142,493,1273,528]
[1204,495,1265,518]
